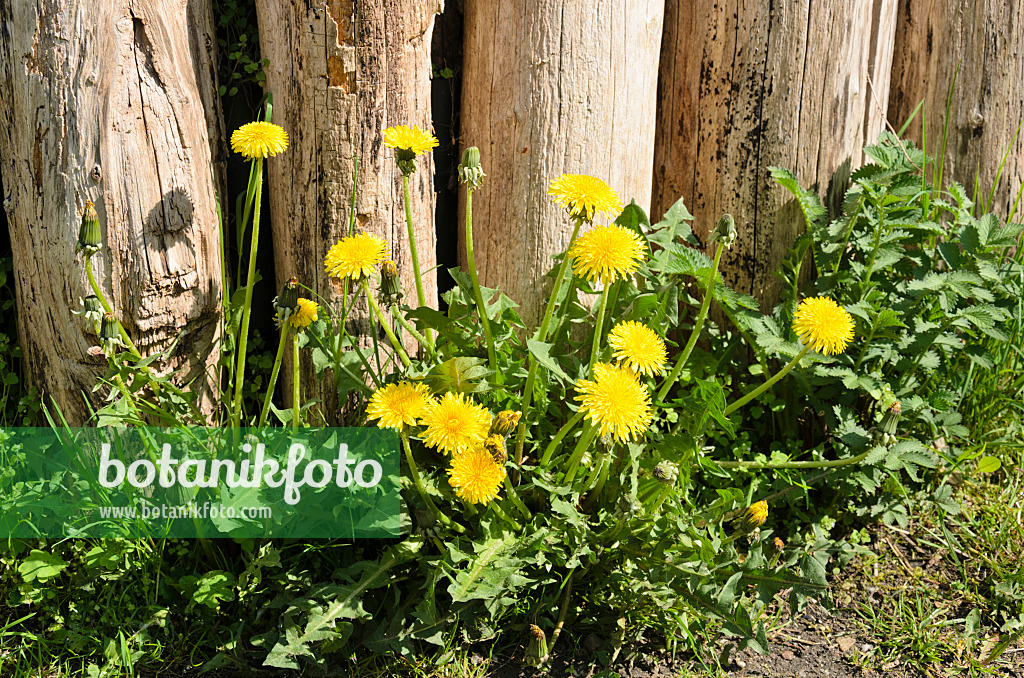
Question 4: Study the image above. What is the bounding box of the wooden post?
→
[0,0,226,423]
[654,0,898,306]
[460,0,665,326]
[889,0,1024,219]
[255,0,442,422]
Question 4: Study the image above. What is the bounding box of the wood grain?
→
[0,0,225,423]
[459,0,665,326]
[654,0,898,308]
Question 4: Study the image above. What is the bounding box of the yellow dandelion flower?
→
[607,321,667,376]
[548,174,623,222]
[448,445,506,505]
[488,410,522,436]
[366,381,433,430]
[383,125,439,156]
[421,392,492,455]
[575,362,653,443]
[792,296,855,355]
[325,233,389,281]
[738,500,768,533]
[568,224,647,283]
[230,121,289,160]
[288,298,318,329]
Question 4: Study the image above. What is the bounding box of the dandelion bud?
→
[880,400,901,436]
[484,434,507,465]
[74,295,104,324]
[707,213,737,249]
[100,313,119,342]
[379,259,402,300]
[525,624,549,667]
[273,276,301,327]
[652,461,678,484]
[737,500,768,534]
[489,410,521,436]
[458,146,485,189]
[77,201,101,255]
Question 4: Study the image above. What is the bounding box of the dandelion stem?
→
[399,175,428,329]
[230,156,264,427]
[724,344,811,416]
[502,474,532,521]
[291,333,301,429]
[561,421,599,485]
[389,301,437,363]
[258,325,290,427]
[715,447,872,470]
[487,499,522,532]
[84,258,141,359]
[465,186,498,374]
[539,410,586,467]
[656,240,725,403]
[362,280,411,368]
[588,283,611,372]
[401,430,463,533]
[547,571,574,656]
[513,217,584,466]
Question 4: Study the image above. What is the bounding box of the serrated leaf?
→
[526,340,572,383]
[425,357,492,394]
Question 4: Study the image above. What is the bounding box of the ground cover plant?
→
[0,110,1022,678]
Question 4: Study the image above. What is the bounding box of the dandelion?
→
[448,445,506,505]
[568,224,646,283]
[575,362,653,443]
[484,434,507,465]
[548,174,623,222]
[489,410,522,436]
[792,296,855,355]
[607,321,667,376]
[738,500,768,533]
[383,125,439,156]
[366,381,433,430]
[230,121,289,160]
[288,298,318,329]
[421,392,492,455]
[325,233,389,281]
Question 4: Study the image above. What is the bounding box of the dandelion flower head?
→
[421,392,492,455]
[366,381,433,430]
[288,298,318,329]
[607,321,667,376]
[792,296,855,355]
[575,362,653,443]
[230,121,289,160]
[548,174,623,222]
[384,125,439,156]
[325,232,389,281]
[569,224,647,283]
[448,445,506,505]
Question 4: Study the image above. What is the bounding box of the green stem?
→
[723,344,812,416]
[502,474,532,521]
[588,283,611,371]
[716,447,872,470]
[258,325,291,427]
[390,301,437,363]
[401,174,429,322]
[230,157,264,427]
[363,280,411,368]
[465,186,497,373]
[401,430,463,533]
[487,499,522,531]
[539,410,586,467]
[85,258,141,359]
[561,422,599,485]
[291,334,301,429]
[656,241,725,402]
[581,451,611,514]
[513,217,585,465]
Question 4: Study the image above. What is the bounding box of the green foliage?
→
[214,0,267,98]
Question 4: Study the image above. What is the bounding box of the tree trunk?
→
[888,0,1024,219]
[256,0,442,423]
[0,0,225,424]
[653,0,898,307]
[459,0,665,326]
